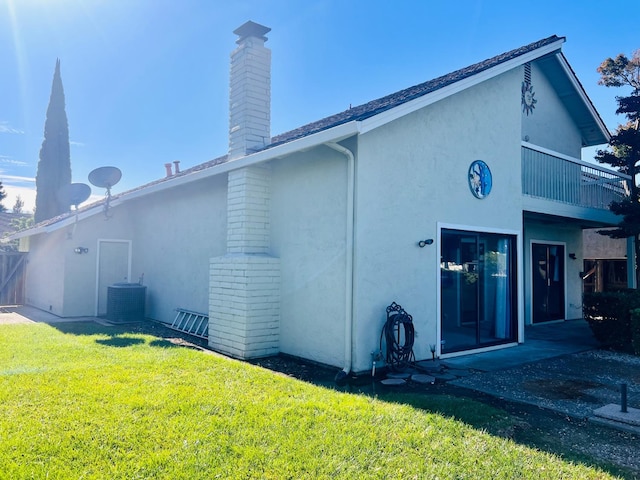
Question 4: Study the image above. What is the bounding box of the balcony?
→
[522,144,630,223]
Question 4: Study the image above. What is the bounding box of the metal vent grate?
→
[170,308,209,339]
[524,62,531,83]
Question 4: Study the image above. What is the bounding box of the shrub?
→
[583,290,640,353]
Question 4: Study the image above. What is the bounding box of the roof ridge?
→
[270,35,564,146]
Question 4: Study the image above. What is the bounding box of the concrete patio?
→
[443,318,601,371]
[440,319,640,434]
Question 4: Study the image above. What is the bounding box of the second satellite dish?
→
[58,183,92,209]
[88,166,122,189]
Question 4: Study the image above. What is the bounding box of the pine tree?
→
[35,59,72,223]
[595,50,640,284]
[0,181,7,213]
[12,195,24,214]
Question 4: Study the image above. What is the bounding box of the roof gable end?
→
[271,35,566,145]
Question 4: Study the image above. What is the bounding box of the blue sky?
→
[1,0,639,213]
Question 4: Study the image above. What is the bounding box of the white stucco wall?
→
[521,62,583,158]
[25,208,135,317]
[125,174,228,322]
[61,208,135,317]
[270,147,348,367]
[24,174,227,322]
[352,68,524,372]
[583,228,627,259]
[25,230,67,316]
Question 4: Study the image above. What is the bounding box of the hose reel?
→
[380,302,415,372]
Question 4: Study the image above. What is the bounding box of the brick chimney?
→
[228,21,271,160]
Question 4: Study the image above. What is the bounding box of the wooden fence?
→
[0,252,26,306]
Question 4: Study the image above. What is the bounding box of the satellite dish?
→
[58,183,92,209]
[88,166,123,219]
[88,166,122,189]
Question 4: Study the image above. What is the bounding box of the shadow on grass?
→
[48,320,203,350]
[43,319,637,479]
[249,356,636,479]
[96,336,146,348]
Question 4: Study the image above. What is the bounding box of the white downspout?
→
[326,142,355,382]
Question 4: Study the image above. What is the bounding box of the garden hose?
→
[380,302,415,372]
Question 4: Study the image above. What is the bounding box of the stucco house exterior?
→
[12,22,630,375]
[583,230,631,292]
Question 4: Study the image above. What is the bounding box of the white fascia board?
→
[556,52,611,142]
[111,120,359,204]
[360,39,566,135]
[10,226,46,240]
[12,121,360,239]
[9,205,106,239]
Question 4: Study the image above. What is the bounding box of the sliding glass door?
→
[440,229,517,354]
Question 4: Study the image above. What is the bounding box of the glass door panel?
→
[532,243,565,323]
[441,230,517,354]
[441,234,478,352]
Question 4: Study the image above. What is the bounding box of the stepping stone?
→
[380,378,407,386]
[593,404,640,427]
[431,373,458,382]
[411,374,435,384]
[416,360,441,370]
[440,361,459,369]
[446,368,472,377]
[386,372,411,379]
[419,366,442,374]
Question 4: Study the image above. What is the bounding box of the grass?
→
[0,322,620,479]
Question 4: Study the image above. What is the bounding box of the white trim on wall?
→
[436,223,523,357]
[94,239,133,317]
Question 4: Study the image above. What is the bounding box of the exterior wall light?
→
[569,253,577,260]
[74,247,89,254]
[418,239,434,248]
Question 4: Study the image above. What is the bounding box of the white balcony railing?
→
[521,145,630,210]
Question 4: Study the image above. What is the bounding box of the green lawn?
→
[0,322,617,479]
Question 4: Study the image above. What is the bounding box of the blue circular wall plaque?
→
[468,160,492,199]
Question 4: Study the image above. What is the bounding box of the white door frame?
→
[94,239,132,316]
[437,223,523,358]
[528,239,567,325]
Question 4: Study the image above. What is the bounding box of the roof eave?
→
[555,52,611,146]
[11,120,361,239]
[110,120,359,204]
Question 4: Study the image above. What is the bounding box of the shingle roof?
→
[270,35,564,147]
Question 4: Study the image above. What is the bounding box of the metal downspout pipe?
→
[326,142,355,383]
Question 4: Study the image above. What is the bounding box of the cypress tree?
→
[35,59,72,223]
[595,50,640,284]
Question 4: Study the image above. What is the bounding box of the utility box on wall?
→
[106,283,146,323]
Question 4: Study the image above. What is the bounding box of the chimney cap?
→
[233,21,271,43]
